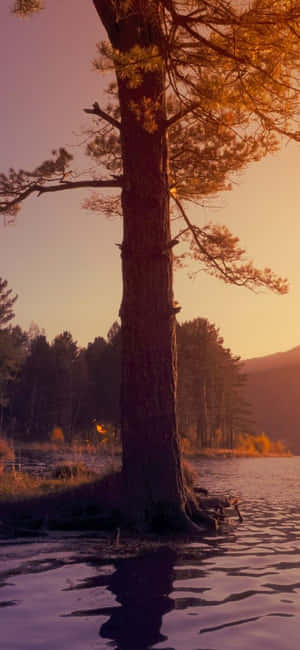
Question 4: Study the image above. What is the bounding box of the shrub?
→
[236,434,258,455]
[0,437,14,469]
[235,432,287,455]
[181,436,195,455]
[254,432,271,454]
[50,427,65,444]
[271,439,288,454]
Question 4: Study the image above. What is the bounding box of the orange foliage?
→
[181,436,195,455]
[235,432,288,456]
[0,436,14,462]
[215,428,223,447]
[96,423,107,435]
[96,423,109,446]
[50,427,65,444]
[254,433,271,454]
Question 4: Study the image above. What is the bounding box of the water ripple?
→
[1,456,300,649]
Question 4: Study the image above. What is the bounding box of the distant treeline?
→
[0,321,121,441]
[177,318,253,449]
[0,317,253,447]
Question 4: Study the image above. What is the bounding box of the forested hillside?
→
[243,349,300,453]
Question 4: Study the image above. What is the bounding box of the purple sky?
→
[1,0,300,359]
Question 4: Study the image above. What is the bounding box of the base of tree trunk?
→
[0,467,242,539]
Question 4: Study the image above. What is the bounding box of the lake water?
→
[1,456,300,649]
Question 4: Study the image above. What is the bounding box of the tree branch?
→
[84,102,121,130]
[92,0,120,45]
[0,177,123,214]
[166,102,202,128]
[171,195,288,293]
[172,194,233,283]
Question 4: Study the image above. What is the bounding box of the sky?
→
[1,0,300,360]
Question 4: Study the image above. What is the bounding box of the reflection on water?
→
[99,550,175,649]
[65,549,176,649]
[1,457,300,649]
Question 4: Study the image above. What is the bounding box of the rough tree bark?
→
[93,1,187,526]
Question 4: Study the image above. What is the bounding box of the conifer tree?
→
[0,278,25,427]
[0,278,17,330]
[2,0,300,528]
[52,331,78,439]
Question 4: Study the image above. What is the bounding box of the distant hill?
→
[243,346,300,373]
[242,346,300,453]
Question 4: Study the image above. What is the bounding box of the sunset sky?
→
[1,0,300,360]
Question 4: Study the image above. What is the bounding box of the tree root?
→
[0,468,242,539]
[186,490,243,533]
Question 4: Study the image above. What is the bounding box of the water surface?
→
[1,456,300,649]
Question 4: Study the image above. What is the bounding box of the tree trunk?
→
[0,403,3,432]
[197,382,209,449]
[94,2,186,525]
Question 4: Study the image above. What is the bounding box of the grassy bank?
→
[12,439,122,456]
[0,465,123,537]
[0,465,98,501]
[182,432,291,457]
[0,434,289,538]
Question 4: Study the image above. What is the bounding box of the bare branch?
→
[172,194,233,282]
[166,102,202,128]
[0,177,123,215]
[84,101,121,130]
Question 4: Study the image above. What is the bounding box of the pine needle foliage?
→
[3,0,300,293]
[12,0,43,17]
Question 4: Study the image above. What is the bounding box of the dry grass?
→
[0,436,14,461]
[13,439,122,457]
[50,461,95,480]
[0,468,98,502]
[0,465,123,537]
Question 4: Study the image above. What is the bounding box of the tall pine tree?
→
[1,0,300,527]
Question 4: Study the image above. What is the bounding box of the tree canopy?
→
[2,315,250,448]
[3,0,300,291]
[0,278,17,329]
[0,279,25,420]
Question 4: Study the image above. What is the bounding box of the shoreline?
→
[186,448,293,458]
[4,440,293,459]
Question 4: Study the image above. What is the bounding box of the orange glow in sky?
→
[1,1,300,360]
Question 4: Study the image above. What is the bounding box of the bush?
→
[50,427,65,444]
[181,436,195,455]
[235,432,288,455]
[271,439,288,454]
[254,432,271,454]
[0,436,14,467]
